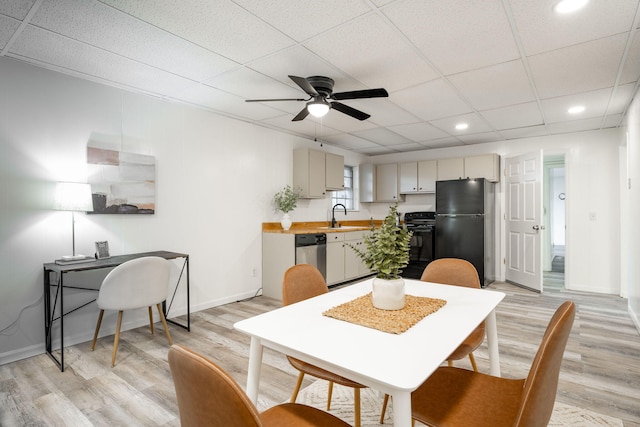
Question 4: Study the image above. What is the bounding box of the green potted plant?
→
[349,203,412,310]
[273,185,300,230]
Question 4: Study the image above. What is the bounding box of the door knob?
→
[533,225,540,230]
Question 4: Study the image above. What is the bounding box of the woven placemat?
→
[323,293,447,334]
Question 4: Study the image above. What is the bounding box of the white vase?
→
[371,277,405,310]
[280,213,292,230]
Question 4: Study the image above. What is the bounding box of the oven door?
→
[402,226,435,279]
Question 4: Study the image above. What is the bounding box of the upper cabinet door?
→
[376,163,399,202]
[294,148,326,198]
[437,157,464,181]
[399,162,418,193]
[325,153,344,190]
[417,160,437,192]
[464,154,500,182]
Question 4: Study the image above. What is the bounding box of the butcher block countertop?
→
[262,220,383,234]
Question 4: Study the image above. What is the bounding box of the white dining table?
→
[234,278,505,427]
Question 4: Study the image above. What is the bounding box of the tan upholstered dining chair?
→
[283,264,384,427]
[420,258,486,371]
[91,256,173,366]
[411,300,575,427]
[168,344,350,427]
[380,257,486,423]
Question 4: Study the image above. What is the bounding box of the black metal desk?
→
[43,250,190,372]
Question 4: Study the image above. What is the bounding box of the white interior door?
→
[505,151,543,291]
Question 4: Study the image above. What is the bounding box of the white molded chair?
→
[91,256,173,366]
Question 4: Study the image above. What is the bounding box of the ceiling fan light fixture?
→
[553,0,588,14]
[307,99,330,118]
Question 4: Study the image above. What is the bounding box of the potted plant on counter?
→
[273,185,300,230]
[349,203,412,310]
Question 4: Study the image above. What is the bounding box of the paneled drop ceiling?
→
[1,0,639,155]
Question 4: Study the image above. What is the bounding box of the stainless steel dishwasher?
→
[295,233,327,279]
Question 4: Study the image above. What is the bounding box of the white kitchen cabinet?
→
[437,157,464,181]
[261,233,295,300]
[376,163,400,202]
[325,152,345,190]
[344,231,370,280]
[464,153,500,182]
[400,160,437,193]
[359,163,375,202]
[326,233,346,285]
[293,148,345,198]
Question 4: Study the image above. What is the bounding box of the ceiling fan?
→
[245,75,388,121]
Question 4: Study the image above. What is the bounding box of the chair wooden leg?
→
[380,393,389,424]
[290,372,305,403]
[469,352,479,372]
[327,381,334,410]
[447,359,454,367]
[148,306,154,335]
[111,311,123,367]
[156,304,173,345]
[91,310,104,351]
[354,387,361,427]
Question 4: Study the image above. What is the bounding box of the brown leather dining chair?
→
[420,258,486,371]
[168,344,350,427]
[283,264,382,427]
[411,300,575,427]
[380,257,486,422]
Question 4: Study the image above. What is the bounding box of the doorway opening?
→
[543,155,566,291]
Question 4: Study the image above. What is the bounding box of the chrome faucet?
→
[331,203,347,228]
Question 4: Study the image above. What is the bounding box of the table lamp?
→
[54,182,94,260]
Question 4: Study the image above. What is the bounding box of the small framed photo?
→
[95,241,110,259]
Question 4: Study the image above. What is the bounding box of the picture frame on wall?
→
[95,241,110,259]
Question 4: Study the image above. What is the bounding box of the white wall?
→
[625,87,640,332]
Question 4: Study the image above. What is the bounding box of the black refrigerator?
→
[435,179,495,287]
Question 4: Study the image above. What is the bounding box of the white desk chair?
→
[91,256,173,366]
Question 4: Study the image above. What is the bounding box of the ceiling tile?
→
[322,133,380,150]
[458,131,505,145]
[528,33,627,98]
[100,0,294,63]
[547,117,604,134]
[421,137,464,149]
[449,60,536,110]
[609,83,638,114]
[247,46,347,88]
[309,110,377,133]
[510,0,639,56]
[0,15,20,49]
[603,114,623,128]
[203,67,303,100]
[351,127,413,146]
[349,99,420,127]
[429,112,493,135]
[479,102,544,130]
[31,0,239,82]
[390,142,434,152]
[231,0,370,42]
[620,31,640,85]
[392,78,472,121]
[262,114,342,137]
[304,13,439,91]
[0,0,36,20]
[540,87,614,123]
[387,122,450,142]
[500,125,549,140]
[384,0,520,75]
[10,26,193,97]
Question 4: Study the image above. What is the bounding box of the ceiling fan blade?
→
[331,88,389,100]
[292,106,310,121]
[330,102,371,121]
[289,75,319,97]
[245,98,307,102]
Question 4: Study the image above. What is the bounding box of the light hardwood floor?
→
[1,280,639,426]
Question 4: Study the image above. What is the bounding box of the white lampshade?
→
[54,182,94,212]
[307,100,330,118]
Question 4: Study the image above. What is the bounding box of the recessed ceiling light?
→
[455,123,469,130]
[568,105,585,114]
[553,0,588,14]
